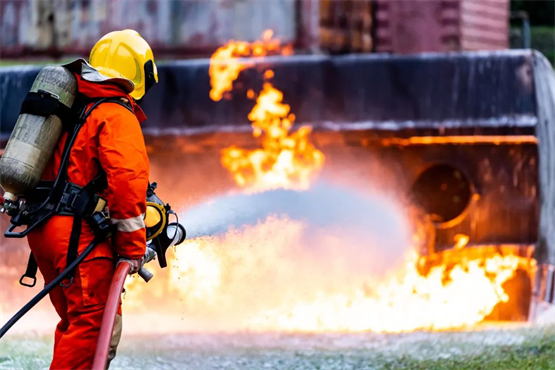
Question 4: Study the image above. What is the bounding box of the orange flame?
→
[209,29,282,102]
[125,217,530,333]
[247,250,525,332]
[210,30,324,192]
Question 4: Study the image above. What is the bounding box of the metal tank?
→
[0,66,77,203]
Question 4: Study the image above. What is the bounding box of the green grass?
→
[1,325,554,370]
[379,332,555,370]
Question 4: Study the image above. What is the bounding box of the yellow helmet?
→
[89,29,158,100]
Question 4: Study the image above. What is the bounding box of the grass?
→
[379,333,555,370]
[1,325,554,370]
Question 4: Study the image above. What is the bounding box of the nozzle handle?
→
[138,267,153,282]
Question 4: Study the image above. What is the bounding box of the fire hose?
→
[91,261,130,370]
[92,243,162,368]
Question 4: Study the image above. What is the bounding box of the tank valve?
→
[1,198,18,215]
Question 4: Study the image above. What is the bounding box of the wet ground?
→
[1,324,554,370]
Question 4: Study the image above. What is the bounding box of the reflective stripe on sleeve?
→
[111,214,145,233]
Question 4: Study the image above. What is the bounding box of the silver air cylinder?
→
[0,67,77,202]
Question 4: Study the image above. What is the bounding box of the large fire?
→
[175,232,526,333]
[125,31,533,334]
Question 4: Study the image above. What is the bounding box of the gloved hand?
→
[117,257,143,275]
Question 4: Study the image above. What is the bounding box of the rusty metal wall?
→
[374,0,508,54]
[460,0,509,51]
[0,0,299,58]
[373,0,455,54]
[1,0,512,59]
[319,0,373,54]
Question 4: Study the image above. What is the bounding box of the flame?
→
[208,29,282,102]
[248,251,525,332]
[128,216,530,333]
[454,234,470,250]
[210,30,325,192]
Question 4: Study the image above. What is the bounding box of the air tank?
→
[0,66,77,202]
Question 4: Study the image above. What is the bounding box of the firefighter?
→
[26,29,157,369]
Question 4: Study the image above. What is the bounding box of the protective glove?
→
[117,257,143,275]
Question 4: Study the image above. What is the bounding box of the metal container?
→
[0,66,76,201]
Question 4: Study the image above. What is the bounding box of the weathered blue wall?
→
[0,51,539,139]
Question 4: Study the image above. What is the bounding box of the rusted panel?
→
[374,0,462,54]
[0,0,299,58]
[296,0,320,52]
[319,0,372,53]
[3,0,51,56]
[373,0,393,52]
[373,0,507,54]
[389,1,450,54]
[460,0,509,50]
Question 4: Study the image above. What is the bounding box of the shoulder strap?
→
[59,97,133,286]
[53,97,118,192]
[19,98,119,288]
[102,98,134,114]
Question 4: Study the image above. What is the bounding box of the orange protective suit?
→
[27,72,149,369]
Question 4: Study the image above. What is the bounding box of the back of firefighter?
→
[26,29,158,369]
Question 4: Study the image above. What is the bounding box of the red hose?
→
[91,262,130,370]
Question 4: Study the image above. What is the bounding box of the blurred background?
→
[0,0,553,63]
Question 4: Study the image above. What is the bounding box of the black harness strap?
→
[61,171,108,287]
[19,97,130,288]
[21,172,108,288]
[60,216,83,287]
[19,253,38,288]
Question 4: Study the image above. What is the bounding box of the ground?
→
[0,324,553,370]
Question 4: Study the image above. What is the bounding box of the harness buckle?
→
[19,274,37,288]
[58,184,83,214]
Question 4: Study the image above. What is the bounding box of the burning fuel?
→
[209,29,292,102]
[124,31,533,334]
[121,183,531,333]
[211,30,324,192]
